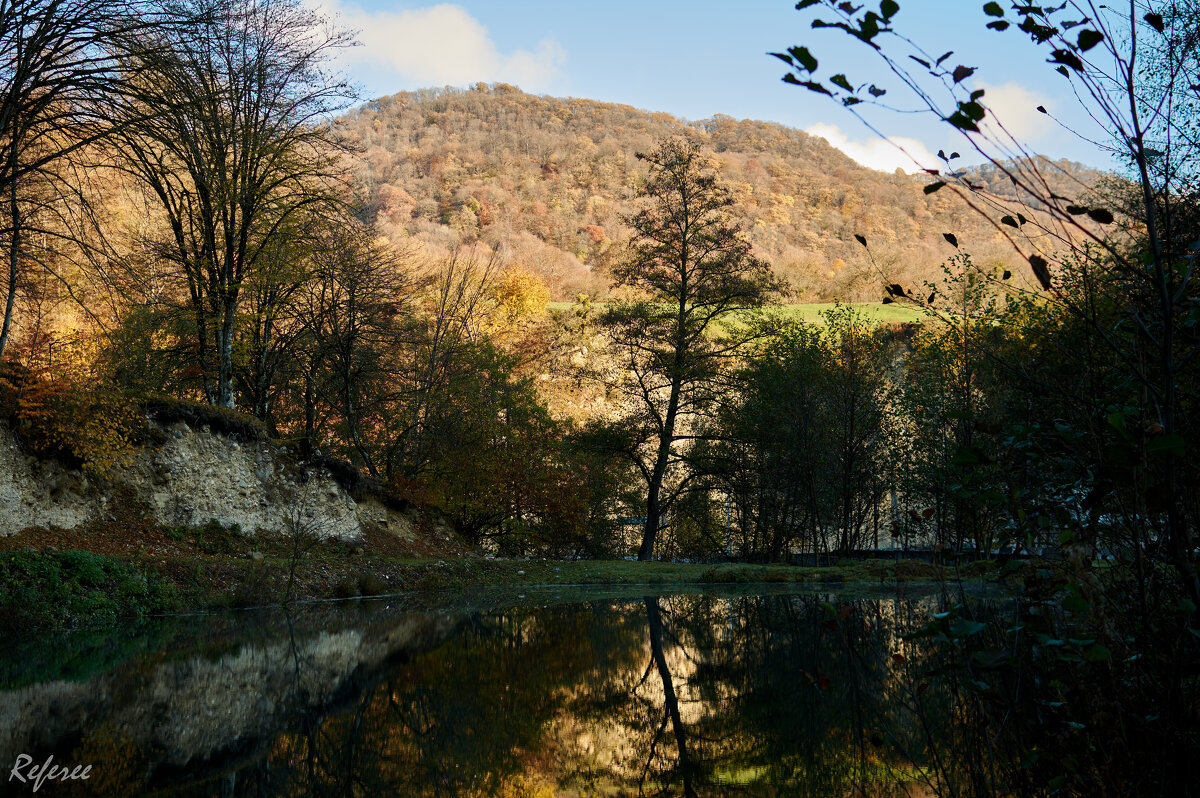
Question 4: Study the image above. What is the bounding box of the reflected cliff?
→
[0,588,977,796]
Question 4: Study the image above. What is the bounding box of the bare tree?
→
[293,220,416,475]
[112,0,353,407]
[0,0,152,358]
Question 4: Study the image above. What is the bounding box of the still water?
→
[0,585,982,797]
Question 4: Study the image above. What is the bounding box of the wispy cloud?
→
[804,123,938,174]
[974,81,1055,144]
[319,2,565,92]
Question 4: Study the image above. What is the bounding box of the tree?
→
[292,221,415,474]
[775,4,1200,792]
[600,138,781,561]
[775,0,1200,602]
[113,0,352,408]
[704,308,891,560]
[0,0,150,359]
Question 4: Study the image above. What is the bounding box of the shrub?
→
[357,573,387,596]
[0,549,176,632]
[0,361,140,477]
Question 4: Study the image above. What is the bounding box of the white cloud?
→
[804,123,939,174]
[974,82,1054,144]
[319,2,565,92]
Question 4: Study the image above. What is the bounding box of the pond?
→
[1,584,1003,797]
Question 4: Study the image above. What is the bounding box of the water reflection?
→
[1,589,962,797]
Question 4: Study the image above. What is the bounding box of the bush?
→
[0,361,140,477]
[357,573,388,596]
[0,549,176,632]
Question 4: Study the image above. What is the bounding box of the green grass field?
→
[547,301,926,326]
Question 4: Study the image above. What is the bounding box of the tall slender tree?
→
[601,138,781,561]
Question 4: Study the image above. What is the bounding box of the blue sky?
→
[315,0,1115,172]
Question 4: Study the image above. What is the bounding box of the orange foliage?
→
[0,361,139,476]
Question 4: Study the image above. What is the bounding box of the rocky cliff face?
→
[0,420,428,541]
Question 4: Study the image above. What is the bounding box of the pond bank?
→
[0,523,1004,631]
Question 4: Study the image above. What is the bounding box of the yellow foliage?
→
[495,775,557,798]
[494,268,551,321]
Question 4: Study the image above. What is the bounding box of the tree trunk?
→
[0,168,19,361]
[217,297,237,408]
[639,374,682,560]
[644,597,699,798]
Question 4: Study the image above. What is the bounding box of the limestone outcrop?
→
[0,420,432,541]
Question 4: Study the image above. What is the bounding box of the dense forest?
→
[1,0,1198,791]
[342,82,1103,301]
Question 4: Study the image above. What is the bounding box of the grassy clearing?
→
[547,301,926,326]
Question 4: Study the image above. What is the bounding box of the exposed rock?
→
[0,422,419,542]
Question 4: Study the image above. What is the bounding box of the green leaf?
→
[1063,594,1089,613]
[854,234,867,246]
[924,181,946,194]
[1029,254,1052,290]
[961,100,986,120]
[1106,411,1130,438]
[1077,29,1103,50]
[868,84,886,97]
[1143,12,1164,33]
[987,19,1010,30]
[1147,433,1185,457]
[952,65,976,83]
[789,45,819,72]
[858,11,882,41]
[880,0,899,20]
[1001,215,1018,227]
[831,73,854,91]
[950,619,987,637]
[795,0,822,9]
[983,1,1004,16]
[943,232,959,247]
[1087,208,1114,224]
[946,110,980,132]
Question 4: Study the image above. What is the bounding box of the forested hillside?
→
[341,83,1104,300]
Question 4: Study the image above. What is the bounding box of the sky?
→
[312,0,1118,174]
